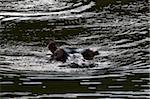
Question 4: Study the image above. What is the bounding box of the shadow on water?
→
[0,0,149,98]
[1,19,86,43]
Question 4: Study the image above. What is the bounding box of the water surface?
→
[0,0,149,98]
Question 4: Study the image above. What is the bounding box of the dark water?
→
[0,0,149,98]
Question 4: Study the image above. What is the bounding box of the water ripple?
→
[0,0,149,98]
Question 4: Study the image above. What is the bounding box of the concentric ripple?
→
[0,0,149,98]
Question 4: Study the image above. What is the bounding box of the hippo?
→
[48,40,99,62]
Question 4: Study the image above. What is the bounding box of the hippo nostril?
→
[94,51,99,55]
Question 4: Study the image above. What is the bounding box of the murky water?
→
[0,0,149,98]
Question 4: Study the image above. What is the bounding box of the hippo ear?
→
[48,39,58,54]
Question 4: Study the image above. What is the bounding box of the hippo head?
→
[81,49,99,60]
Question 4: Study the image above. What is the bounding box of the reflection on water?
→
[0,0,149,98]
